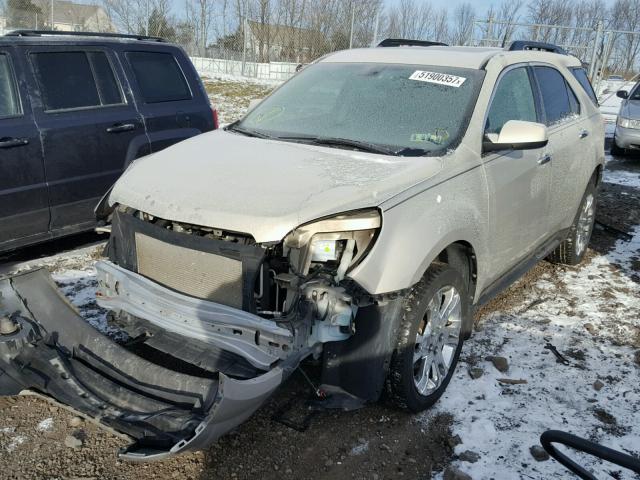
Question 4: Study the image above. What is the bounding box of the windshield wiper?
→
[277,135,400,156]
[225,122,272,139]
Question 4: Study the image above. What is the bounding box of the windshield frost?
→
[238,63,484,155]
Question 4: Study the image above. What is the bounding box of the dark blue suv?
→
[0,31,216,253]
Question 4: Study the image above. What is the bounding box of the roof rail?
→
[378,38,447,48]
[508,40,566,55]
[5,30,166,42]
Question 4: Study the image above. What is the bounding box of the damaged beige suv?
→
[0,40,603,460]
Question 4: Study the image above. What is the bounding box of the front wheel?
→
[547,181,596,266]
[386,265,469,412]
[610,137,626,156]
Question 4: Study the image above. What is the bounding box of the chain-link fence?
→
[472,17,640,93]
[2,0,640,86]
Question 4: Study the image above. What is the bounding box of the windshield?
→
[236,63,485,156]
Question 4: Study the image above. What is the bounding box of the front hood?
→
[109,130,443,242]
[620,99,640,118]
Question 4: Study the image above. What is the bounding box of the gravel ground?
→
[0,81,639,479]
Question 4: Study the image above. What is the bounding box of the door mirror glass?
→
[483,120,548,153]
[617,90,629,99]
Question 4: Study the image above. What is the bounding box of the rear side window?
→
[31,51,123,111]
[0,54,20,118]
[127,52,191,103]
[534,66,580,126]
[571,67,598,105]
[485,67,537,134]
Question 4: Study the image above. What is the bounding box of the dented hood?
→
[109,130,443,242]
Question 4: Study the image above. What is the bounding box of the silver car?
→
[612,83,640,155]
[0,41,604,460]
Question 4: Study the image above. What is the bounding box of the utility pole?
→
[242,16,248,76]
[589,20,603,81]
[371,8,380,47]
[50,0,53,29]
[349,3,355,49]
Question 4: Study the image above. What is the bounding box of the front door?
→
[23,46,148,230]
[481,65,552,282]
[0,48,49,247]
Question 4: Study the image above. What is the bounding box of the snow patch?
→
[429,223,640,479]
[36,418,54,432]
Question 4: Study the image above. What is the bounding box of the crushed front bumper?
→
[0,268,296,461]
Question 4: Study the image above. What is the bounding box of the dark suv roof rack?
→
[508,40,566,55]
[378,38,447,48]
[5,30,166,42]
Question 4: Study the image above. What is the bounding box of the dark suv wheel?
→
[547,180,596,266]
[386,265,469,412]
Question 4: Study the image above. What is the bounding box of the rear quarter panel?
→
[115,43,214,153]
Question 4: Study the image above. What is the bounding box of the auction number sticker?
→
[409,70,466,87]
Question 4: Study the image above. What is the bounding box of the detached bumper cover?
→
[0,269,287,460]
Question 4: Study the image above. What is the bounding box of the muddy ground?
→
[0,148,639,479]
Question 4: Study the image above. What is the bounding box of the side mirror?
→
[617,90,629,99]
[483,120,548,153]
[248,98,263,111]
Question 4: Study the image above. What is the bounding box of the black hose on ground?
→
[540,430,640,480]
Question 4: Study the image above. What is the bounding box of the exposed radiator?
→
[135,233,243,308]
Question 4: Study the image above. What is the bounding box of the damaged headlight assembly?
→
[282,209,381,345]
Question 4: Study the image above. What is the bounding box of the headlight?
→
[617,116,640,129]
[310,239,341,262]
[284,209,381,278]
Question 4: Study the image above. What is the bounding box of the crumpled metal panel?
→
[0,268,288,460]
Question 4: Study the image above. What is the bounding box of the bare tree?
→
[451,2,475,45]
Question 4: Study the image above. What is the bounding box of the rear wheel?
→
[386,265,468,412]
[547,181,596,266]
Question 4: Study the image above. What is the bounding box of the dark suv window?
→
[127,52,191,103]
[0,54,20,118]
[31,51,123,111]
[534,66,580,126]
[570,67,598,105]
[486,67,537,134]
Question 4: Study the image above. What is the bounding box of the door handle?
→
[106,123,136,133]
[538,153,552,165]
[0,137,29,149]
[579,129,589,139]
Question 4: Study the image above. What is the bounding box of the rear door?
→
[24,46,149,230]
[482,65,552,279]
[0,47,49,247]
[531,65,587,234]
[121,47,214,152]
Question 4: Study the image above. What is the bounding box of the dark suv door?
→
[121,47,214,152]
[0,48,49,247]
[24,46,150,230]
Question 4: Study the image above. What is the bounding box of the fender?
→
[349,163,490,303]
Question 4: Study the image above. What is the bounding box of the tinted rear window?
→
[31,51,123,111]
[534,66,579,126]
[571,68,598,105]
[0,54,20,117]
[127,52,191,103]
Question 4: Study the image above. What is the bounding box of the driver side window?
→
[485,67,537,135]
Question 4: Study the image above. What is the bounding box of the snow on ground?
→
[430,169,640,479]
[202,76,276,125]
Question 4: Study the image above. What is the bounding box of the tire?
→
[547,180,597,266]
[610,138,626,156]
[386,265,469,412]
